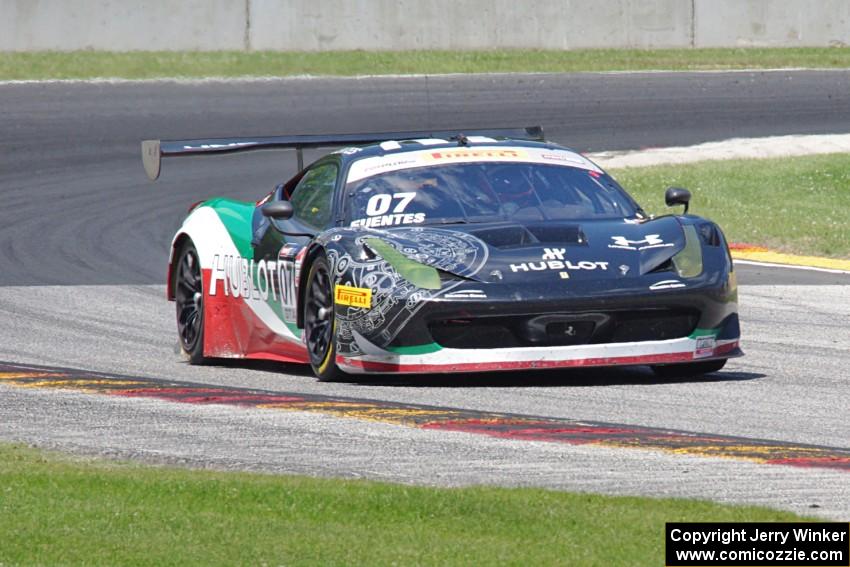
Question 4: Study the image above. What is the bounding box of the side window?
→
[288,163,338,230]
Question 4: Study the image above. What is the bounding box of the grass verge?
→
[611,153,850,259]
[0,442,805,566]
[1,47,850,80]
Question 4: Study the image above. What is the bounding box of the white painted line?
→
[734,259,850,275]
[1,67,848,86]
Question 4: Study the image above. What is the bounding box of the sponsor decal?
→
[208,248,302,323]
[361,158,417,174]
[277,245,304,322]
[210,254,278,301]
[335,284,372,308]
[351,191,425,228]
[694,336,716,359]
[539,151,592,168]
[443,290,487,299]
[511,249,608,273]
[510,260,608,273]
[608,234,675,251]
[426,148,526,161]
[350,212,425,228]
[542,247,566,260]
[347,147,600,183]
[649,279,686,290]
[619,264,630,276]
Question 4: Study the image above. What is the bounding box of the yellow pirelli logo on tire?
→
[334,285,372,308]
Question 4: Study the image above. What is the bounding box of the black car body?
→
[144,127,741,379]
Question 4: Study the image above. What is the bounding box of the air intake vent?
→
[469,225,537,249]
[526,224,585,245]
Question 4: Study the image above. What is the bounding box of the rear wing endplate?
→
[141,126,544,180]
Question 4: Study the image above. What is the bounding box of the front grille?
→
[428,309,699,349]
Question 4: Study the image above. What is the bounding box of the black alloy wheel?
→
[304,254,344,381]
[174,241,206,364]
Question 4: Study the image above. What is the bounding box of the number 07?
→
[365,192,416,216]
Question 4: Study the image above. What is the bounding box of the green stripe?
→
[689,327,720,338]
[386,343,443,355]
[202,198,255,259]
[203,198,302,339]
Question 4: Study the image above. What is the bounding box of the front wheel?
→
[651,358,727,379]
[304,254,345,381]
[174,240,206,364]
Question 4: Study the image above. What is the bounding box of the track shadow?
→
[190,357,765,389]
[346,366,766,388]
[197,357,316,378]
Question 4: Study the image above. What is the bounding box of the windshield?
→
[345,162,640,228]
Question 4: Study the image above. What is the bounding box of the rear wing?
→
[141,126,544,180]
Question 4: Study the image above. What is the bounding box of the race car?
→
[142,127,741,380]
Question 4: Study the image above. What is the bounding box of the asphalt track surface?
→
[1,71,849,518]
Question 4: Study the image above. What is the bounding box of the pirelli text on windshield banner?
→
[666,523,849,567]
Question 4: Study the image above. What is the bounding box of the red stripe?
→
[339,350,697,374]
[729,242,769,252]
[713,341,739,355]
[202,268,309,364]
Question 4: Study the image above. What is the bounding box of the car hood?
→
[364,216,687,284]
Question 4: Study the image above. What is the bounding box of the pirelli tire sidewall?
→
[174,238,207,365]
[304,252,345,381]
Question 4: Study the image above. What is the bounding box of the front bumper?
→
[337,335,742,374]
[334,269,741,374]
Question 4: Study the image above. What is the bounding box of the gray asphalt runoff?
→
[2,70,850,285]
[0,72,848,518]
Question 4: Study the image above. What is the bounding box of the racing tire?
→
[304,254,345,382]
[174,240,207,365]
[651,358,727,379]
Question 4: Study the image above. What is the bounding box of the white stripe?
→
[733,259,850,275]
[587,133,850,169]
[347,146,599,183]
[2,68,848,86]
[348,336,699,368]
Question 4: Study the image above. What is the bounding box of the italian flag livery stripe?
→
[175,201,308,364]
[175,199,740,373]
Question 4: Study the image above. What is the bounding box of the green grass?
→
[611,153,850,259]
[0,443,806,566]
[2,47,850,80]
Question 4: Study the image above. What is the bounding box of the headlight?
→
[364,238,441,290]
[671,225,703,278]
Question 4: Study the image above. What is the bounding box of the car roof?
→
[334,137,603,184]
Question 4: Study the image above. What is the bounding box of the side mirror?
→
[261,200,294,220]
[665,187,691,214]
